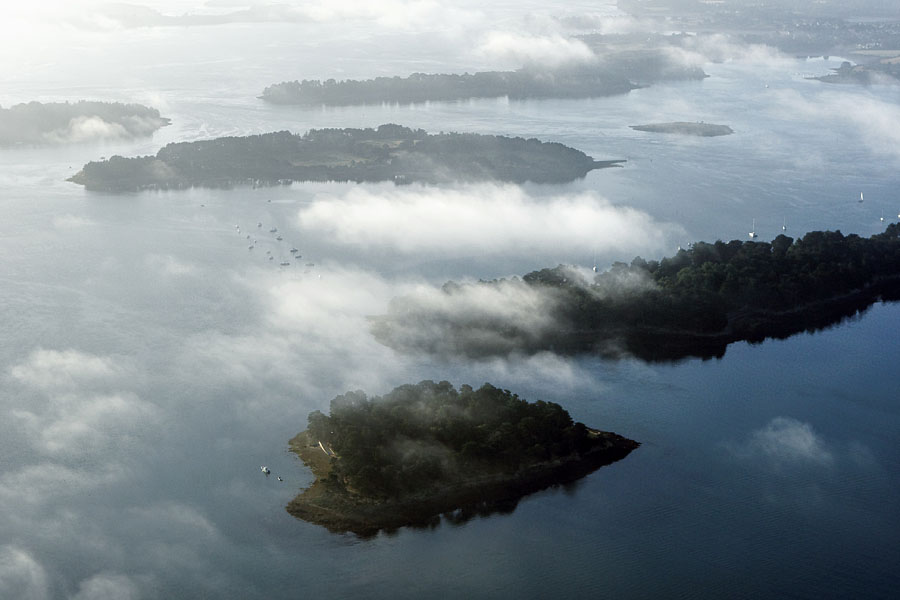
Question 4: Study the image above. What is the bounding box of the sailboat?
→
[782,218,787,231]
[859,192,864,203]
[749,219,757,239]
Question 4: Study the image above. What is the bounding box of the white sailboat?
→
[782,218,787,231]
[859,192,864,203]
[749,219,757,239]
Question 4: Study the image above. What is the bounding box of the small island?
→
[68,124,621,191]
[630,122,734,137]
[373,224,900,362]
[0,101,170,146]
[287,381,639,536]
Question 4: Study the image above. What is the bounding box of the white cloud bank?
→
[476,31,597,69]
[297,184,681,259]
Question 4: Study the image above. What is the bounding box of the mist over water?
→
[1,2,899,598]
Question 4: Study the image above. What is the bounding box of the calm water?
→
[1,6,899,599]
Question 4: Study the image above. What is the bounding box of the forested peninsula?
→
[260,53,706,107]
[372,225,900,362]
[287,381,638,536]
[68,124,618,191]
[0,101,169,146]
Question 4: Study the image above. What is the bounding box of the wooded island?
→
[68,124,619,191]
[288,381,638,536]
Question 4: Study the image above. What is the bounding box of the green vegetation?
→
[68,124,618,191]
[288,381,638,535]
[373,225,900,361]
[0,101,169,146]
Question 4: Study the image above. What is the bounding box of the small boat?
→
[260,466,270,475]
[289,247,299,254]
[268,256,274,261]
[269,227,277,233]
[782,218,787,231]
[257,222,262,227]
[749,219,757,239]
[280,261,290,266]
[859,192,864,203]
[276,235,283,241]
[248,244,254,250]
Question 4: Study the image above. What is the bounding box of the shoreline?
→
[286,429,639,537]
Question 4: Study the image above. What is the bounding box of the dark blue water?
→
[1,7,899,599]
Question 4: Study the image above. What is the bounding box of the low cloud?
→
[14,392,159,458]
[144,254,197,276]
[771,88,900,164]
[0,546,49,600]
[66,1,483,33]
[664,33,794,69]
[8,349,156,461]
[39,115,165,144]
[10,349,120,391]
[71,573,141,600]
[372,276,567,357]
[297,184,681,259]
[730,417,834,468]
[476,31,596,69]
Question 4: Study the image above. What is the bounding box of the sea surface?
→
[1,5,899,598]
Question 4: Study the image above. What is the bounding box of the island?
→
[630,122,733,137]
[0,101,170,146]
[372,224,900,362]
[67,124,622,191]
[261,65,639,106]
[287,380,639,536]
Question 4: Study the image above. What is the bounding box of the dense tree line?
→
[375,225,900,361]
[261,65,639,106]
[305,381,596,500]
[69,124,608,191]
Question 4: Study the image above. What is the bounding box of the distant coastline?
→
[260,66,640,107]
[630,122,734,137]
[68,124,622,191]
